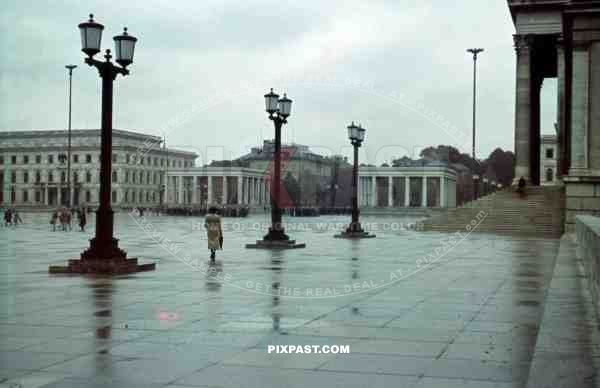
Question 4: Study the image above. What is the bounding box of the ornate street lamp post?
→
[50,14,154,274]
[335,122,375,238]
[246,88,305,249]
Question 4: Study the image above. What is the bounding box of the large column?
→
[191,176,198,204]
[421,176,427,207]
[222,176,228,205]
[569,43,590,174]
[513,34,534,184]
[387,176,393,207]
[239,176,244,205]
[404,176,410,207]
[590,41,600,171]
[57,185,62,206]
[207,176,213,205]
[371,176,377,206]
[178,176,184,204]
[440,176,446,208]
[557,37,568,177]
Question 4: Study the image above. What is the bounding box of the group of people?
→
[50,207,87,232]
[3,208,23,226]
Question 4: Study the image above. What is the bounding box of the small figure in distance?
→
[204,206,223,263]
[517,176,526,199]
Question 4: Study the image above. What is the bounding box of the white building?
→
[0,129,196,208]
[540,134,558,185]
[165,163,457,209]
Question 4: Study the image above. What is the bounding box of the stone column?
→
[57,185,62,206]
[371,176,377,207]
[388,176,393,207]
[237,176,243,205]
[590,41,600,171]
[556,37,568,177]
[207,176,213,205]
[178,176,184,204]
[513,34,534,184]
[222,176,228,205]
[421,176,427,207]
[440,176,446,208]
[192,176,198,204]
[404,176,410,207]
[569,43,590,174]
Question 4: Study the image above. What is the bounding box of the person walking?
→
[4,208,12,227]
[204,206,223,262]
[517,176,526,199]
[78,208,87,232]
[12,209,22,225]
[50,210,58,231]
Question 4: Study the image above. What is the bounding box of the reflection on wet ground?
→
[0,213,591,387]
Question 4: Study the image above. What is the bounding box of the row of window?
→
[1,170,164,185]
[0,154,192,168]
[9,189,161,204]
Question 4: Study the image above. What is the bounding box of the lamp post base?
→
[245,228,306,249]
[334,223,376,239]
[49,237,156,274]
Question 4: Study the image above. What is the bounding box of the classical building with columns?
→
[358,164,457,208]
[165,167,271,207]
[0,129,196,208]
[508,0,600,231]
[166,163,457,210]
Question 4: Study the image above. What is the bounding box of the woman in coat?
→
[204,207,223,262]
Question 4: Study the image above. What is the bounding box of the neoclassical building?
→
[508,0,600,230]
[0,129,196,208]
[165,163,457,209]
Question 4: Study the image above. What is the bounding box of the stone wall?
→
[565,180,600,233]
[576,215,600,316]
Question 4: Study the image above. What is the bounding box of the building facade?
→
[238,140,346,181]
[541,134,558,185]
[0,129,196,208]
[166,164,458,209]
[508,0,600,231]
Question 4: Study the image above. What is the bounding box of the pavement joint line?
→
[127,211,488,299]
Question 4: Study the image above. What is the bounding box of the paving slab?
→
[0,213,576,387]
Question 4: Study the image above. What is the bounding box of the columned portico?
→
[167,167,267,210]
[357,166,457,209]
[508,0,600,232]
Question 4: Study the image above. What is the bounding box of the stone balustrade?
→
[576,215,600,315]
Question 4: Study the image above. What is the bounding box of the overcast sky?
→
[0,0,558,165]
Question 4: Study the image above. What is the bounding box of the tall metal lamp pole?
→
[467,48,484,161]
[65,64,77,208]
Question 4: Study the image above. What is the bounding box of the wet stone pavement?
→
[0,212,571,387]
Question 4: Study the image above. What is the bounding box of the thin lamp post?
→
[467,48,484,161]
[65,64,77,208]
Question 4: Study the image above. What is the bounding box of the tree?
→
[484,148,515,186]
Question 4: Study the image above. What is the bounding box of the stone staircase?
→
[421,186,565,237]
